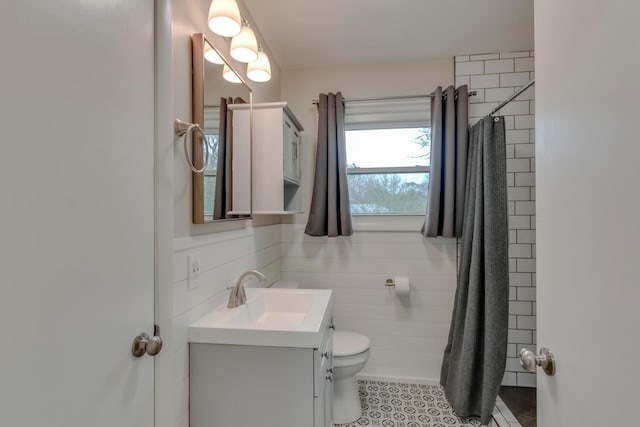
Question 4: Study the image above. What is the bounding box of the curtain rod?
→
[312,90,477,105]
[489,80,535,116]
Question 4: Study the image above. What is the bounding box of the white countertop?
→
[188,288,334,348]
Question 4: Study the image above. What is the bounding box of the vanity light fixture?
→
[207,0,242,37]
[203,42,225,64]
[247,48,271,82]
[230,24,259,63]
[223,64,242,84]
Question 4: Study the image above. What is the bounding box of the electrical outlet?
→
[187,253,200,290]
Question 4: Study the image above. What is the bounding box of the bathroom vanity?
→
[189,288,334,427]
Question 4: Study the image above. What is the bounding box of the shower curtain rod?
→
[312,90,477,105]
[489,79,535,116]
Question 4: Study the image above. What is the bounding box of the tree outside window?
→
[346,127,431,215]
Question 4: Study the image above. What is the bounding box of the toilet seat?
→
[333,331,370,357]
[333,348,370,368]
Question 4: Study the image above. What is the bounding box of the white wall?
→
[168,2,284,426]
[281,225,456,381]
[280,58,457,382]
[172,0,282,238]
[281,58,453,222]
[280,54,535,383]
[170,224,281,427]
[455,51,537,388]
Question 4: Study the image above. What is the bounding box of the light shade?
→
[223,64,242,84]
[230,26,258,63]
[247,50,271,82]
[208,0,241,37]
[204,43,225,64]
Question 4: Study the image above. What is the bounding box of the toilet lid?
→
[333,331,370,357]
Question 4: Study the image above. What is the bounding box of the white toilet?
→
[270,280,370,424]
[332,330,370,424]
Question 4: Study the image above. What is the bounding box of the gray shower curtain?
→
[440,116,509,425]
[305,92,353,237]
[213,97,232,220]
[422,85,469,237]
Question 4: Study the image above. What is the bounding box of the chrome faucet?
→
[227,270,267,308]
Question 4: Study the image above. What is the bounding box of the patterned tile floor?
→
[335,380,517,427]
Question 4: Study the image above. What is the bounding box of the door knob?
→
[519,347,555,376]
[132,325,163,357]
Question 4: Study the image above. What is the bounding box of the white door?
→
[535,1,640,425]
[0,1,156,426]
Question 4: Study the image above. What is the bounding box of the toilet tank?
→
[270,280,301,289]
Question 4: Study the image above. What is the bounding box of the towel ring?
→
[174,119,209,174]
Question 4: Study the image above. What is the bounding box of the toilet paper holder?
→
[385,277,411,300]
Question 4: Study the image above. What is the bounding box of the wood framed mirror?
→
[191,33,252,224]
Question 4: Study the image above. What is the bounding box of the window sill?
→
[351,215,424,232]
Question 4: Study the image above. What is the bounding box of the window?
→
[345,98,430,215]
[203,134,218,217]
[203,107,220,217]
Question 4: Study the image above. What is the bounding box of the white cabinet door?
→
[283,116,301,184]
[0,1,155,426]
[191,344,314,427]
[535,1,640,425]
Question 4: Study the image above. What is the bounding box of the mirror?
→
[191,33,252,223]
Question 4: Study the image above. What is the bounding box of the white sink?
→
[188,288,333,348]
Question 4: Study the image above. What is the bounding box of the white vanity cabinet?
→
[232,102,304,214]
[189,308,334,427]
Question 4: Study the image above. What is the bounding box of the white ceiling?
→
[242,0,534,70]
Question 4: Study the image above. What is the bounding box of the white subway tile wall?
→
[456,51,536,388]
[470,53,500,61]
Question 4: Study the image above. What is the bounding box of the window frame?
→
[344,98,432,217]
[346,165,430,176]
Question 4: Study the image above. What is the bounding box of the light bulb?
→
[207,0,241,37]
[223,64,242,84]
[204,43,225,64]
[230,26,258,63]
[247,50,271,82]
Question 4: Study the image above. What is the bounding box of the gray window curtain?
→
[305,92,353,237]
[440,116,509,425]
[213,97,232,220]
[422,85,469,237]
